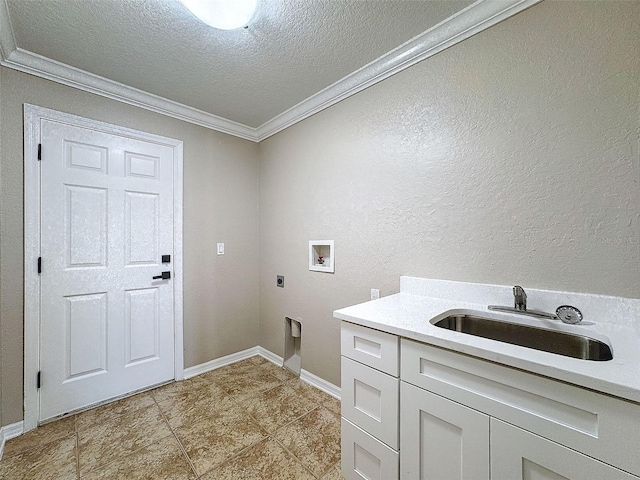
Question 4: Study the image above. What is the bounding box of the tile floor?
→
[0,356,345,479]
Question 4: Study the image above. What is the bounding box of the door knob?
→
[152,271,171,280]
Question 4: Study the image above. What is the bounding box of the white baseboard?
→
[255,346,283,366]
[255,347,341,400]
[0,421,24,461]
[183,346,261,379]
[184,346,341,401]
[300,369,341,400]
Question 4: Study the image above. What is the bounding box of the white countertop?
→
[334,277,640,404]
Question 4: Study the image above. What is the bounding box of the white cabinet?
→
[491,419,637,480]
[400,382,489,480]
[340,322,640,480]
[341,322,400,480]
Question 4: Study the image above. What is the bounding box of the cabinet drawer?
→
[401,339,640,476]
[341,322,399,376]
[341,356,399,449]
[341,418,399,480]
[491,419,639,480]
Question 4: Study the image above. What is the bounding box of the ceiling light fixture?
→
[180,0,257,30]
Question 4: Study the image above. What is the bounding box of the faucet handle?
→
[513,285,527,311]
[556,305,583,324]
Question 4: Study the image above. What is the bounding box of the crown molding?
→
[0,0,15,60]
[0,48,259,140]
[255,0,541,141]
[1,0,540,143]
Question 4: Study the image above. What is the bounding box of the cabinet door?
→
[401,339,640,477]
[491,419,639,480]
[400,382,489,480]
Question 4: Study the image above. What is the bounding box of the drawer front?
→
[401,339,640,476]
[342,356,399,449]
[341,322,399,376]
[341,418,399,480]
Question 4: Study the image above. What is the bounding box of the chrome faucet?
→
[489,286,584,324]
[513,285,527,311]
[489,286,556,319]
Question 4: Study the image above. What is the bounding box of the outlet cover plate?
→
[277,275,284,288]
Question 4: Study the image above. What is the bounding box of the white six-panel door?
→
[38,118,176,421]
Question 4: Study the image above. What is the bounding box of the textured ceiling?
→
[6,0,473,128]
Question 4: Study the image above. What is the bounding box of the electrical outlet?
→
[371,288,380,300]
[277,275,284,288]
[217,243,224,255]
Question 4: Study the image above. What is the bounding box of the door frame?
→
[23,104,184,432]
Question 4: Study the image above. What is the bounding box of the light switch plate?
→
[217,243,224,255]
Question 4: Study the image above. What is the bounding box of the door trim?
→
[23,104,184,432]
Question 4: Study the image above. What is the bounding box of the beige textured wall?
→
[0,68,260,426]
[258,1,640,387]
[1,0,639,429]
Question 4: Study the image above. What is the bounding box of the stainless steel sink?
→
[432,314,613,361]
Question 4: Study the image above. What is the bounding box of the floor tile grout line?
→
[245,401,321,437]
[271,402,338,436]
[320,460,343,480]
[152,372,279,472]
[184,361,309,479]
[164,364,274,479]
[75,393,156,432]
[75,399,174,477]
[77,431,178,478]
[198,364,338,465]
[195,433,273,479]
[150,393,199,478]
[271,403,323,434]
[152,364,281,477]
[0,418,76,460]
[203,372,289,410]
[271,430,326,480]
[271,404,342,479]
[191,399,275,478]
[193,436,270,479]
[221,374,326,439]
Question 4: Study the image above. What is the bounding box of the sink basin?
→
[432,314,613,361]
